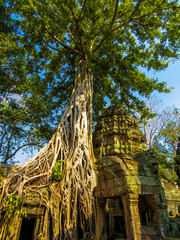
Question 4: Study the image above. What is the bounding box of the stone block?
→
[126,176,138,185]
[113,177,124,187]
[141,185,154,194]
[22,206,45,215]
[23,190,48,205]
[106,178,115,189]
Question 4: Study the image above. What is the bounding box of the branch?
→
[66,25,81,51]
[112,19,131,32]
[0,132,6,154]
[78,0,88,20]
[35,27,59,52]
[34,11,83,56]
[132,0,166,21]
[92,35,109,54]
[149,126,158,147]
[111,0,119,28]
[92,20,130,54]
[4,133,13,164]
[93,0,166,54]
[67,3,85,57]
[4,143,42,163]
[43,24,83,56]
[115,5,135,23]
[130,0,143,19]
[131,21,156,47]
[143,124,148,145]
[92,1,140,54]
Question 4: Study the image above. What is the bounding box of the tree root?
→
[0,61,96,239]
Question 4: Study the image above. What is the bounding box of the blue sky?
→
[148,60,180,109]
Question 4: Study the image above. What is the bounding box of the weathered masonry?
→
[1,106,180,240]
[93,106,180,240]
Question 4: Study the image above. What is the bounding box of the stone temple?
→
[0,105,180,240]
[93,106,180,240]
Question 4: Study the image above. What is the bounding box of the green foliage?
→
[0,0,61,164]
[52,159,65,182]
[4,194,27,219]
[152,107,180,181]
[0,170,4,183]
[159,165,178,183]
[158,109,180,157]
[174,137,180,185]
[1,0,180,163]
[152,146,178,182]
[93,162,103,173]
[139,102,180,182]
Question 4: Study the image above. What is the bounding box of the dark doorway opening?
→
[105,197,126,240]
[19,218,36,240]
[139,195,154,225]
[113,216,126,234]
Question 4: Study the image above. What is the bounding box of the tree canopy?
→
[151,107,180,182]
[138,96,180,182]
[1,0,180,163]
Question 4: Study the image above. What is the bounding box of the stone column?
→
[95,198,107,240]
[122,193,141,240]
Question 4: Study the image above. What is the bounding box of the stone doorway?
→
[105,197,127,240]
[19,217,37,240]
[138,195,154,226]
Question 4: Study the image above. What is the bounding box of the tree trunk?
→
[0,60,96,239]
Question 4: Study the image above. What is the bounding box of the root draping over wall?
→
[0,61,96,240]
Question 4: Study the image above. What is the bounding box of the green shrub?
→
[4,194,27,219]
[52,159,65,182]
[0,170,4,183]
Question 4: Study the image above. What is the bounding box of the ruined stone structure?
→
[1,106,180,240]
[0,163,49,239]
[93,106,180,240]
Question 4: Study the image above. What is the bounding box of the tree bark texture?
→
[0,60,96,239]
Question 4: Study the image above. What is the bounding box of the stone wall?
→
[93,106,146,158]
[94,106,180,240]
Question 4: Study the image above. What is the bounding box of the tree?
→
[157,108,180,156]
[0,0,180,239]
[138,96,180,181]
[139,96,179,149]
[1,0,180,162]
[0,0,63,163]
[0,106,55,164]
[153,108,180,181]
[0,79,61,164]
[175,136,180,185]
